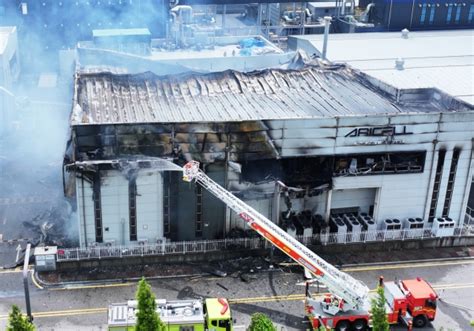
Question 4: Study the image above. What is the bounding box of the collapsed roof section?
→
[72,64,471,127]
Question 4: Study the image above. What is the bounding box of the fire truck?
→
[182,161,438,331]
[108,298,233,331]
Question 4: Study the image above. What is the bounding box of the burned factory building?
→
[64,64,474,248]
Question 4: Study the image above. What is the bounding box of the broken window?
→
[443,148,461,217]
[241,156,333,188]
[333,151,426,177]
[429,149,446,221]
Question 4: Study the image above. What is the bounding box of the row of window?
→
[420,3,474,24]
[428,148,461,220]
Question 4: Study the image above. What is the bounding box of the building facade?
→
[65,64,474,247]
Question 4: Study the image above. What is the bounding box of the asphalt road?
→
[0,258,473,330]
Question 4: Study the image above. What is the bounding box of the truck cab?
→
[400,278,438,328]
[204,298,233,331]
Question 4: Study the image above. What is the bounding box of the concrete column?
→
[324,189,333,222]
[272,182,281,225]
[458,139,474,226]
[423,141,439,221]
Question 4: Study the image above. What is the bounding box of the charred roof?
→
[72,64,472,126]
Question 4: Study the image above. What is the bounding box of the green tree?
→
[6,305,35,331]
[135,277,165,331]
[247,313,276,331]
[370,286,389,331]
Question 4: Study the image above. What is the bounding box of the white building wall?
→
[76,169,164,247]
[230,112,474,231]
[331,188,376,214]
[136,170,164,243]
[76,176,95,247]
[433,115,474,224]
[100,170,130,245]
[333,171,431,227]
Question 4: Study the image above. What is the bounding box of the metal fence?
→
[466,206,474,225]
[56,225,474,262]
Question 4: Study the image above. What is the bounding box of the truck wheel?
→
[413,315,427,328]
[352,319,367,331]
[335,320,350,331]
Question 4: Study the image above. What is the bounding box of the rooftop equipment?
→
[432,217,455,237]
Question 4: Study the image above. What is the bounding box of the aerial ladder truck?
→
[183,161,438,331]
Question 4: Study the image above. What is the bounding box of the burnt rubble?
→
[22,199,78,248]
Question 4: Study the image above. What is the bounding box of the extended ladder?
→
[183,161,369,312]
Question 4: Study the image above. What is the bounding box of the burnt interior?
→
[241,156,334,188]
[333,151,426,176]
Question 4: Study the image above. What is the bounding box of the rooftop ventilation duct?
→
[321,16,332,60]
[401,28,409,39]
[395,57,405,70]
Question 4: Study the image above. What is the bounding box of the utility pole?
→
[22,243,33,322]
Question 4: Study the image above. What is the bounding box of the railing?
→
[56,225,474,262]
[465,206,474,225]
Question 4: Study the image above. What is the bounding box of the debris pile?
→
[22,199,78,247]
[206,256,285,283]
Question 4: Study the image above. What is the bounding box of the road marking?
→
[2,218,6,225]
[0,267,31,274]
[50,282,135,291]
[0,307,108,320]
[228,282,474,304]
[0,282,472,321]
[341,259,474,272]
[31,270,44,290]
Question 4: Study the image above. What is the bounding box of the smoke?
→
[1,2,162,246]
[0,82,72,244]
[111,156,184,181]
[0,1,174,250]
[3,0,167,73]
